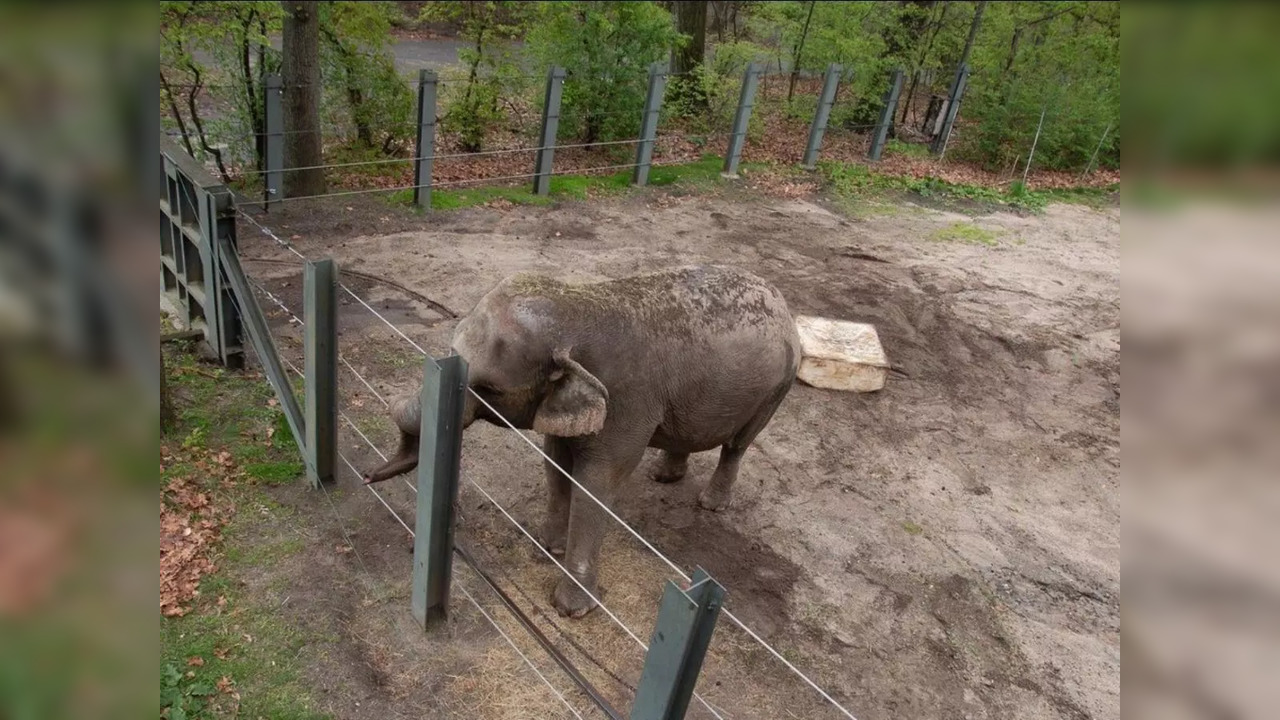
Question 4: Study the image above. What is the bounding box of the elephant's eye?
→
[474,382,500,396]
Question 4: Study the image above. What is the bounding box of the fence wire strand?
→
[456,579,589,720]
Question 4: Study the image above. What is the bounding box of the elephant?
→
[363,265,801,618]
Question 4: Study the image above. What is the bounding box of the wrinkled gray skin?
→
[364,265,801,618]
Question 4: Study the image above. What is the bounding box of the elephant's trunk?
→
[460,389,479,430]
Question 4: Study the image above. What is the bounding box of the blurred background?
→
[0,1,1278,719]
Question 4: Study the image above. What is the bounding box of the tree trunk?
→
[281,1,325,197]
[958,0,987,71]
[901,1,950,125]
[786,0,816,102]
[671,1,708,109]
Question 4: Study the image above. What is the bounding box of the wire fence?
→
[162,59,993,210]
[228,200,861,720]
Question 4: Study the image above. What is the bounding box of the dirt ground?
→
[232,181,1119,720]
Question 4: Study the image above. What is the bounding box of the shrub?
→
[525,1,681,144]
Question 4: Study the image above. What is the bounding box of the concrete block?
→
[794,315,889,392]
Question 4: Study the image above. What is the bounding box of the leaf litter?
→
[160,443,240,618]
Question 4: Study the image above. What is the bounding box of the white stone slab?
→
[794,315,889,392]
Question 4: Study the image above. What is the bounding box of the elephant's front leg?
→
[554,453,643,618]
[542,436,573,557]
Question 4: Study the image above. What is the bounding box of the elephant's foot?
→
[698,484,733,511]
[541,522,567,558]
[650,452,689,484]
[553,576,599,618]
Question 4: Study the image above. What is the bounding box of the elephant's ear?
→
[533,348,608,437]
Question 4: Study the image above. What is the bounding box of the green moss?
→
[902,521,924,536]
[930,222,1000,246]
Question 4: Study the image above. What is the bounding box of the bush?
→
[526,1,681,144]
[666,40,768,133]
[957,3,1119,172]
[423,2,533,151]
[320,2,416,154]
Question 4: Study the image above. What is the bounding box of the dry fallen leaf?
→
[187,656,205,667]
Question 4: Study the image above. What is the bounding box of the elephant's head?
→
[362,277,608,486]
[452,283,608,437]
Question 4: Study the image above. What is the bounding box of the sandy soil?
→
[232,183,1119,720]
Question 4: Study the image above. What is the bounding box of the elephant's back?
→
[616,264,797,340]
[630,265,800,392]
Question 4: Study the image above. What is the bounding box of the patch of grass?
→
[244,459,305,486]
[817,160,1113,215]
[387,154,746,212]
[162,343,328,720]
[902,521,924,536]
[930,222,1000,246]
[885,138,931,159]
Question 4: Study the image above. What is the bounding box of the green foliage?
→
[667,40,769,132]
[1124,3,1280,171]
[422,2,534,150]
[160,662,215,720]
[319,2,415,154]
[160,1,411,178]
[960,2,1120,172]
[817,159,1107,213]
[160,1,283,176]
[526,1,681,143]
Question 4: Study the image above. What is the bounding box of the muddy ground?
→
[230,182,1119,720]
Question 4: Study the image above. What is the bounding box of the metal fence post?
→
[411,354,468,629]
[264,73,283,208]
[801,63,843,170]
[930,62,969,156]
[868,69,905,162]
[533,66,566,196]
[215,234,306,453]
[303,258,337,489]
[722,62,761,178]
[633,62,669,187]
[630,568,726,720]
[413,69,438,209]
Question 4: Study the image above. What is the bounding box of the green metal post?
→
[722,63,760,178]
[869,69,905,162]
[533,67,566,196]
[802,64,843,170]
[215,235,305,454]
[411,354,469,629]
[629,568,726,720]
[930,62,969,156]
[633,62,669,186]
[412,69,438,209]
[264,73,283,208]
[304,258,337,489]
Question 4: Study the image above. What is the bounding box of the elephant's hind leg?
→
[699,382,792,511]
[650,450,689,484]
